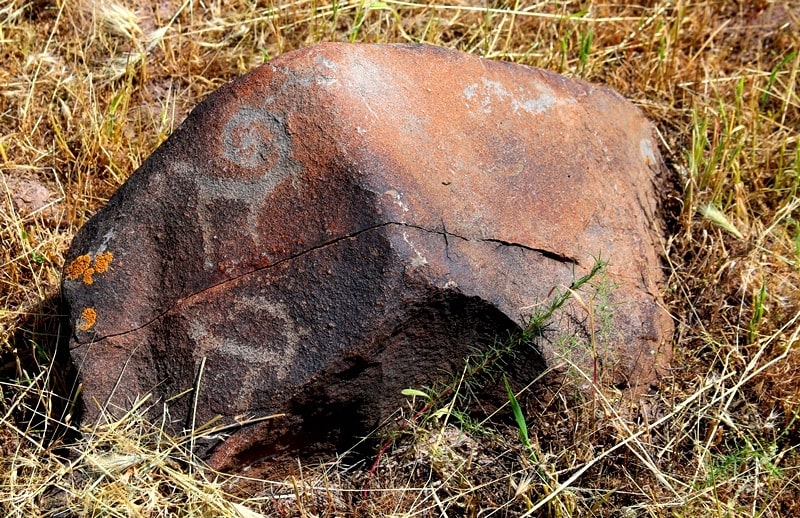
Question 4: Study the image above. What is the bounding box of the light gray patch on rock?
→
[95,230,115,255]
[640,138,657,166]
[512,90,558,114]
[463,77,568,116]
[313,54,339,86]
[463,83,478,100]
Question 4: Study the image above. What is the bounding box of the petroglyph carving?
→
[189,297,307,413]
[192,110,303,269]
[222,108,286,170]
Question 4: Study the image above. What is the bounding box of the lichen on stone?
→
[82,267,96,285]
[65,254,91,280]
[93,251,113,273]
[65,251,113,284]
[79,308,97,331]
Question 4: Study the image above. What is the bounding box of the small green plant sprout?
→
[760,50,798,111]
[503,375,530,450]
[400,388,432,402]
[578,28,593,75]
[701,204,745,240]
[749,282,767,344]
[565,288,598,382]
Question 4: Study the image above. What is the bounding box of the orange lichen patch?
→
[65,251,114,284]
[93,251,113,273]
[82,267,96,285]
[79,308,97,331]
[65,254,91,280]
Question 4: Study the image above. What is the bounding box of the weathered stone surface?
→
[2,171,59,223]
[63,43,672,468]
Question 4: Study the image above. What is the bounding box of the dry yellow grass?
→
[1,0,799,516]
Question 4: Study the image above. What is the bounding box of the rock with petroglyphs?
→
[62,43,671,469]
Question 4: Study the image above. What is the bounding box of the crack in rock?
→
[75,221,574,345]
[393,222,579,265]
[479,237,580,265]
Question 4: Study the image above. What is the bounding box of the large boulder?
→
[63,43,671,468]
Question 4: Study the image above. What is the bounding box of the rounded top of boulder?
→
[64,43,664,344]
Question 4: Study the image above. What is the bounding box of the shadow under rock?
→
[2,294,81,444]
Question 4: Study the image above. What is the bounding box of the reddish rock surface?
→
[2,171,59,223]
[62,43,672,469]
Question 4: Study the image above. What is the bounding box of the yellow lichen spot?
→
[79,308,97,331]
[82,267,96,285]
[93,251,113,274]
[66,254,91,280]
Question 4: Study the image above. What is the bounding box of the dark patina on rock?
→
[63,43,672,469]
